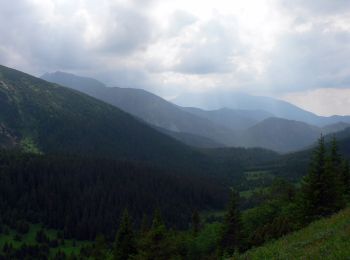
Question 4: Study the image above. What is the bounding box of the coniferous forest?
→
[0,134,349,259]
[0,37,350,258]
[3,0,350,258]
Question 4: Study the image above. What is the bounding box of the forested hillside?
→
[0,65,229,177]
[0,150,228,240]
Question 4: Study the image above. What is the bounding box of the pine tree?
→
[92,234,107,260]
[299,135,343,224]
[219,189,242,256]
[136,209,174,260]
[140,214,149,235]
[191,209,200,236]
[341,160,350,196]
[327,136,345,209]
[113,209,136,260]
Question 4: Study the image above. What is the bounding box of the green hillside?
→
[239,207,350,259]
[0,65,215,174]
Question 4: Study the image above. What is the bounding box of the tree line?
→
[0,135,349,259]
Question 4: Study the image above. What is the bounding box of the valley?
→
[0,64,349,259]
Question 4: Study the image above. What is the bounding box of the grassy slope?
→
[0,224,89,257]
[239,208,350,259]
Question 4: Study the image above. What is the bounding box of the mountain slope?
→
[240,208,350,259]
[254,129,350,181]
[173,92,350,126]
[240,117,322,153]
[156,126,224,148]
[183,107,273,131]
[41,72,236,146]
[0,65,213,171]
[323,122,350,135]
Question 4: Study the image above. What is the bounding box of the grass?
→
[0,224,90,257]
[244,171,274,181]
[238,207,350,259]
[239,187,270,199]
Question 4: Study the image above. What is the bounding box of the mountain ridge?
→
[0,64,217,174]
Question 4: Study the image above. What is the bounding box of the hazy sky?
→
[1,0,350,115]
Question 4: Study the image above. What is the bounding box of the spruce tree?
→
[136,209,174,260]
[191,209,200,236]
[341,160,350,196]
[92,234,107,260]
[113,209,136,260]
[219,189,242,256]
[299,135,343,224]
[140,214,149,235]
[327,136,345,210]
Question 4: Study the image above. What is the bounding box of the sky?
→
[0,0,350,116]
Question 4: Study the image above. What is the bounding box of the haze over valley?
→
[1,0,350,259]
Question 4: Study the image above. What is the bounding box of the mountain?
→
[41,71,236,146]
[322,122,350,134]
[239,117,322,153]
[156,127,224,148]
[173,92,350,126]
[254,128,350,182]
[0,64,217,172]
[183,107,273,131]
[40,72,350,152]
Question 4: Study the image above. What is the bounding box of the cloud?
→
[96,3,156,56]
[172,18,239,74]
[281,88,350,116]
[262,24,350,92]
[0,0,350,117]
[280,0,350,16]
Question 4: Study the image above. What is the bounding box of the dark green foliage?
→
[327,137,346,209]
[91,234,107,260]
[1,243,49,259]
[241,178,299,249]
[0,150,227,240]
[299,135,346,224]
[53,250,67,260]
[341,160,350,196]
[15,220,30,234]
[191,209,200,236]
[219,189,242,256]
[36,229,49,244]
[136,209,176,260]
[113,210,136,260]
[140,214,149,235]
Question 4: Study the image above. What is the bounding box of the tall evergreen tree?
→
[341,160,350,197]
[219,189,242,256]
[92,234,107,260]
[328,136,345,209]
[136,209,175,260]
[113,209,136,260]
[299,135,343,223]
[140,214,149,235]
[191,209,201,236]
